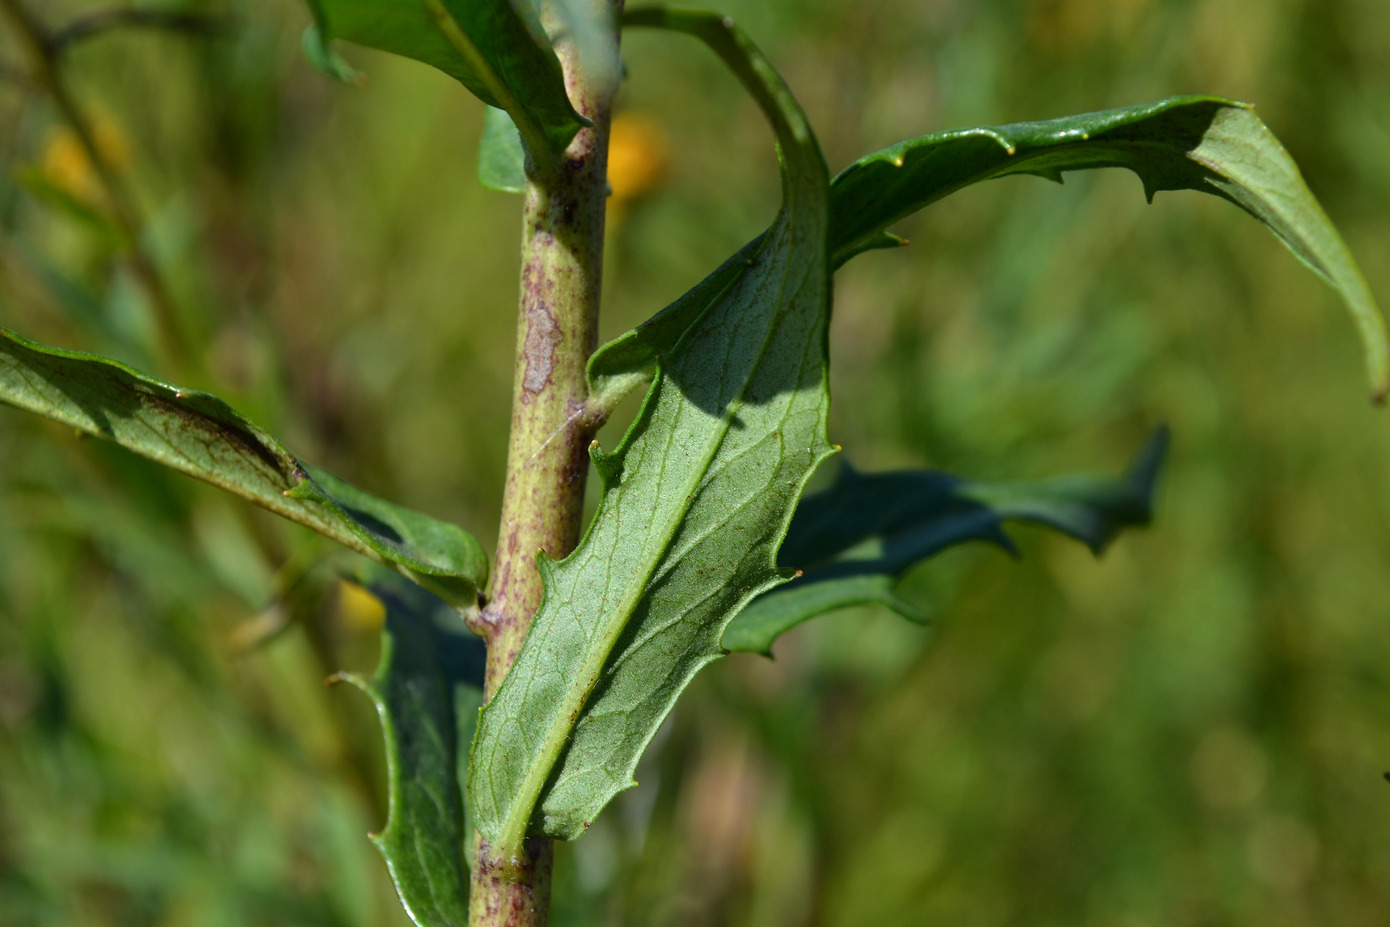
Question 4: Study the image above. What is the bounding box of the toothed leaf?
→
[468,9,832,857]
[829,97,1389,398]
[724,428,1167,656]
[340,574,484,927]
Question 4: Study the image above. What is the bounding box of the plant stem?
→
[0,0,187,371]
[467,2,622,924]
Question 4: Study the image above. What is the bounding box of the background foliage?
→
[2,0,1389,925]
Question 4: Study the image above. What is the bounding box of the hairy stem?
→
[467,2,622,923]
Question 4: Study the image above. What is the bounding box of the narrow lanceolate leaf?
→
[469,8,832,859]
[339,574,485,927]
[724,428,1168,656]
[0,328,487,608]
[828,97,1389,399]
[304,0,585,159]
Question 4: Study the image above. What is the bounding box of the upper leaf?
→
[828,96,1389,399]
[468,8,832,862]
[723,428,1167,656]
[0,327,487,608]
[304,0,586,158]
[339,572,485,927]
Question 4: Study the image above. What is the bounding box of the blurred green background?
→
[3,0,1390,925]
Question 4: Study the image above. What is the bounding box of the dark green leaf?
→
[722,574,928,656]
[339,574,485,927]
[723,428,1167,656]
[829,97,1389,399]
[477,106,526,194]
[0,327,487,609]
[469,8,831,860]
[303,0,586,158]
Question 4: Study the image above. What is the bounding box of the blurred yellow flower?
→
[338,579,387,632]
[38,109,131,206]
[607,111,670,208]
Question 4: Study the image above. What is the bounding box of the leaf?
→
[587,235,761,406]
[723,428,1168,656]
[477,106,527,194]
[722,574,928,656]
[303,0,586,159]
[468,8,832,861]
[828,96,1390,400]
[0,327,487,608]
[302,21,364,85]
[339,573,485,927]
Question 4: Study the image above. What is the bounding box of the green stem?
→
[467,2,622,923]
[0,0,188,372]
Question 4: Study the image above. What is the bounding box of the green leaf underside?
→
[340,575,485,927]
[723,428,1168,656]
[829,96,1389,399]
[468,8,832,856]
[304,0,584,157]
[478,105,527,193]
[588,235,761,404]
[0,327,487,607]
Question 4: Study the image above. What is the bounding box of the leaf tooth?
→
[590,439,622,482]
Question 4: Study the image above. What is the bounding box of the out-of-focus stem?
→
[0,0,188,371]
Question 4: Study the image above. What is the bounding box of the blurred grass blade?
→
[724,428,1167,656]
[13,164,123,243]
[829,96,1389,400]
[0,327,487,608]
[302,0,586,159]
[478,105,527,193]
[338,574,485,927]
[469,7,832,861]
